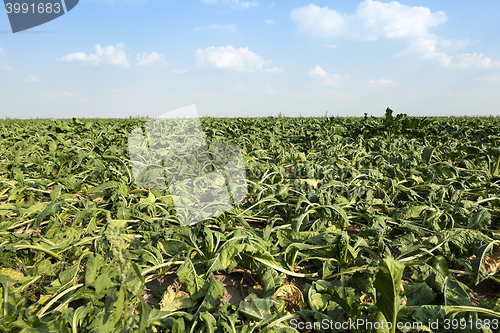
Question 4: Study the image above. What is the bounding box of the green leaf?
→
[219,243,246,271]
[33,259,56,277]
[404,282,436,306]
[199,312,217,333]
[50,185,64,201]
[238,295,275,321]
[259,268,276,299]
[468,209,491,230]
[444,276,471,306]
[197,274,224,314]
[421,147,435,164]
[85,253,105,285]
[90,181,119,193]
[95,268,112,295]
[177,258,207,299]
[172,318,186,333]
[113,286,125,325]
[373,256,405,333]
[124,262,145,297]
[22,202,49,217]
[322,259,339,280]
[374,311,390,333]
[35,201,62,228]
[391,205,429,220]
[138,297,150,333]
[65,304,94,332]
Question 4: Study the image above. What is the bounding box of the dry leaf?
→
[484,247,500,275]
[273,284,304,312]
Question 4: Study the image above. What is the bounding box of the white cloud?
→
[368,79,399,87]
[449,53,500,70]
[193,93,205,97]
[322,77,340,86]
[291,1,447,40]
[59,43,130,67]
[22,75,39,82]
[439,39,475,53]
[228,83,246,90]
[200,0,258,9]
[291,1,500,70]
[265,19,275,24]
[136,52,166,66]
[310,65,343,86]
[209,24,237,33]
[404,39,500,69]
[170,68,188,73]
[264,66,283,73]
[325,44,338,49]
[310,65,327,78]
[0,47,3,56]
[195,45,281,73]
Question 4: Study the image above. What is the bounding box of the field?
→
[1,109,500,332]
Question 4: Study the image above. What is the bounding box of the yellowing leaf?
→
[140,191,156,203]
[160,285,197,312]
[0,267,24,281]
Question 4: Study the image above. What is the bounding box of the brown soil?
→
[457,276,500,306]
[215,270,256,306]
[141,269,259,310]
[142,271,181,309]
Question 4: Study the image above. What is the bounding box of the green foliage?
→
[374,256,405,333]
[1,114,500,332]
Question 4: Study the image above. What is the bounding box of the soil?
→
[142,271,181,309]
[214,269,256,306]
[141,269,259,310]
[457,275,500,306]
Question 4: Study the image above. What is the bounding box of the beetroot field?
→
[1,110,500,332]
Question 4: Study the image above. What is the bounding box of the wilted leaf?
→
[273,284,304,312]
[472,240,500,284]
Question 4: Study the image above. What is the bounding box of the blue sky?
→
[1,0,500,118]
